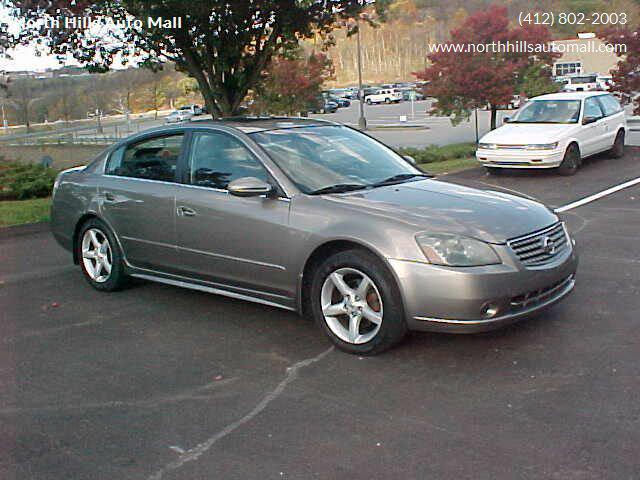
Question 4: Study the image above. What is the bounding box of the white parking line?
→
[555,176,640,213]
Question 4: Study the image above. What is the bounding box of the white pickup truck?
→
[365,88,403,105]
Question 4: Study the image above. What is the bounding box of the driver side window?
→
[583,97,604,120]
[187,132,269,190]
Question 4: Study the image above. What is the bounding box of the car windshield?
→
[250,125,420,193]
[511,100,581,124]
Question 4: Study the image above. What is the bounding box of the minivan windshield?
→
[570,75,597,84]
[511,100,581,124]
[250,126,420,193]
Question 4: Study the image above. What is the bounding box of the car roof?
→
[186,116,337,133]
[531,91,609,101]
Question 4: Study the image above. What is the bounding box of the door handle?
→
[177,206,197,217]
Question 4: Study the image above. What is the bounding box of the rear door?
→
[99,132,184,272]
[174,129,293,299]
[597,94,625,148]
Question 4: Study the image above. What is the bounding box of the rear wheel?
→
[77,218,128,291]
[485,166,503,175]
[366,99,372,105]
[310,249,407,355]
[610,130,625,158]
[558,144,580,176]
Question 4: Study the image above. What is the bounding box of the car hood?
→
[323,179,557,243]
[480,123,578,144]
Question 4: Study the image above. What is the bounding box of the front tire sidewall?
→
[77,218,127,291]
[558,145,580,176]
[310,249,407,355]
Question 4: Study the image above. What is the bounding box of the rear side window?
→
[598,95,622,116]
[106,134,184,182]
[187,132,269,189]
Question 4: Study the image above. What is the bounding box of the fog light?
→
[480,303,499,318]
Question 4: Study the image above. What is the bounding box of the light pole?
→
[356,19,367,130]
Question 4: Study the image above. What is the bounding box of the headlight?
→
[478,142,497,150]
[415,233,501,267]
[525,142,559,150]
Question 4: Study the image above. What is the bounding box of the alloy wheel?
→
[81,228,113,283]
[320,267,383,344]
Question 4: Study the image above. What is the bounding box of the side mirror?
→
[582,116,599,125]
[503,116,511,123]
[228,177,274,197]
[403,155,417,165]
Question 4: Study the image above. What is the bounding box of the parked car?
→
[562,74,599,92]
[178,104,203,115]
[329,95,351,108]
[310,98,339,114]
[365,88,403,105]
[328,88,354,100]
[476,91,626,175]
[165,110,194,123]
[401,89,425,101]
[51,118,578,355]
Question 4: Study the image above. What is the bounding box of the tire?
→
[558,144,580,176]
[310,249,407,355]
[610,130,625,159]
[366,99,372,105]
[485,167,504,175]
[76,218,128,292]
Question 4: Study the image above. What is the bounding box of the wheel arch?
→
[297,238,402,317]
[72,213,125,266]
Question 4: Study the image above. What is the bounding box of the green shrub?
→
[398,143,476,164]
[0,162,58,200]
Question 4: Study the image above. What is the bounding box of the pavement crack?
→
[148,346,334,480]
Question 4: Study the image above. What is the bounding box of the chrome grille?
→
[507,223,570,266]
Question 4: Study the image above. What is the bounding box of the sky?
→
[0,6,78,72]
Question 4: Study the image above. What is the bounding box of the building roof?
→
[532,91,609,101]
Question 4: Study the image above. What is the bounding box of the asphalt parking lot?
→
[1,148,639,480]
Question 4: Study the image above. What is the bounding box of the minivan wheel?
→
[610,130,625,158]
[558,144,580,176]
[77,218,127,291]
[310,249,407,355]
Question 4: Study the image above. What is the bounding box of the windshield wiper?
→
[371,173,433,187]
[309,183,368,195]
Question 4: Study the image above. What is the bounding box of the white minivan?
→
[476,92,626,175]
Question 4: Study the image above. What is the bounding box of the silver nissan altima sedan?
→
[51,118,578,355]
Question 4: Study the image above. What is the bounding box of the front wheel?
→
[310,249,407,355]
[366,99,372,105]
[557,144,580,176]
[610,130,625,158]
[77,218,128,291]
[485,166,504,175]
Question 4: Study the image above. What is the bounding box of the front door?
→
[175,130,294,300]
[579,97,608,156]
[99,133,184,271]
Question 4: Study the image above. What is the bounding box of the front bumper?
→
[389,244,578,333]
[476,149,564,168]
